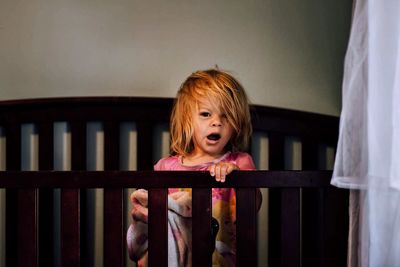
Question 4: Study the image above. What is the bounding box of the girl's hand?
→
[208,162,239,182]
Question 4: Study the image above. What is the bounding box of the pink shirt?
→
[154,151,255,200]
[154,152,255,266]
[154,152,255,172]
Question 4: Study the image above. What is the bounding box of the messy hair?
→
[170,69,252,156]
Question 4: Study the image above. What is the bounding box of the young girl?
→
[156,69,259,266]
[127,69,260,267]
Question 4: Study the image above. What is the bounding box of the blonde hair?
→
[170,69,252,156]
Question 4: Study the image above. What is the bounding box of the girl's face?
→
[190,97,234,159]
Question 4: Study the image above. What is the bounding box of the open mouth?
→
[207,134,221,141]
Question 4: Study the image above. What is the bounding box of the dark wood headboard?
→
[0,96,339,169]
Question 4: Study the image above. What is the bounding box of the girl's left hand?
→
[208,162,239,182]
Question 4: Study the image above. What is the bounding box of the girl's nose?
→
[211,115,222,127]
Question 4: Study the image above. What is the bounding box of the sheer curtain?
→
[331,0,400,266]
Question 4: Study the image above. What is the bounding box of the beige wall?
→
[0,1,352,266]
[0,0,351,116]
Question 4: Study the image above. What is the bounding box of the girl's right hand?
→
[208,162,239,183]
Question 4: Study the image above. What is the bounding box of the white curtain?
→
[331,0,400,266]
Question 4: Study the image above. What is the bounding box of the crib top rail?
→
[0,97,173,123]
[0,96,339,144]
[0,170,347,267]
[0,170,333,188]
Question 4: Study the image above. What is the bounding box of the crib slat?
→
[5,123,21,267]
[302,188,324,266]
[268,132,285,267]
[192,188,212,267]
[323,187,349,267]
[5,123,21,170]
[302,138,320,170]
[268,132,285,170]
[280,188,300,266]
[148,189,168,267]
[71,121,87,170]
[104,189,124,266]
[38,122,54,267]
[104,121,124,266]
[236,188,257,267]
[136,122,154,170]
[104,120,120,170]
[18,189,38,267]
[38,122,54,170]
[61,189,81,267]
[302,138,324,267]
[6,190,18,267]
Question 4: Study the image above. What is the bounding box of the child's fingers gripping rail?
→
[209,162,239,182]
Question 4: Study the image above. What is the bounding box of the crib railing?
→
[0,97,346,267]
[0,170,348,267]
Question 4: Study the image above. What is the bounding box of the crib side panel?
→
[301,138,348,267]
[0,97,345,267]
[252,105,343,267]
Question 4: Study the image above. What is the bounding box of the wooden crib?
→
[0,97,348,267]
